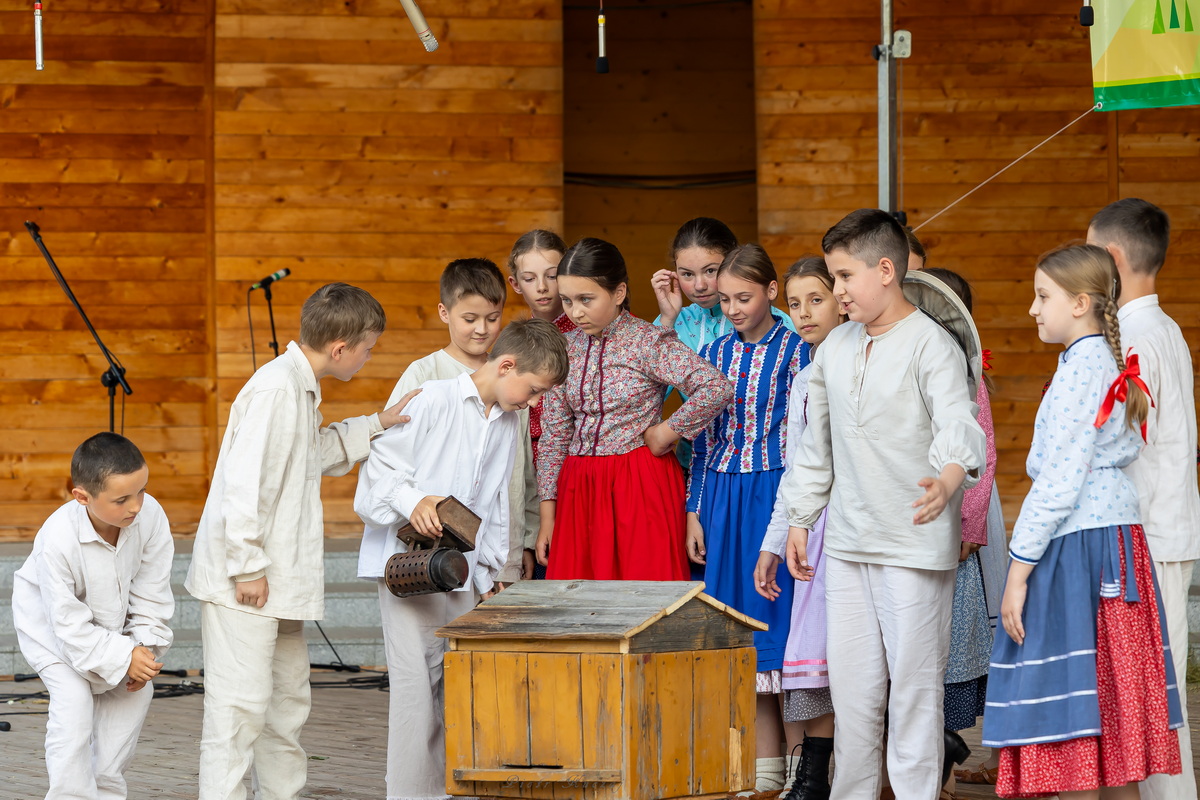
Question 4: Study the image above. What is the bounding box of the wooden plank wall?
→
[563,0,757,321]
[0,0,212,537]
[214,0,564,534]
[0,0,562,539]
[755,0,1200,524]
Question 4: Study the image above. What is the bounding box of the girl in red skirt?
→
[982,244,1184,799]
[533,237,733,580]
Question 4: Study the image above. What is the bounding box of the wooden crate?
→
[437,580,765,800]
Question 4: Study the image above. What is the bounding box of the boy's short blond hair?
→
[489,318,570,385]
[440,258,507,309]
[300,283,386,349]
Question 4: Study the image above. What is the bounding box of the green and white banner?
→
[1091,0,1200,110]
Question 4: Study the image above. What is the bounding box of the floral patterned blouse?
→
[536,311,734,500]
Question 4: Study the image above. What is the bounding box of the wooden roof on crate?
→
[436,580,766,653]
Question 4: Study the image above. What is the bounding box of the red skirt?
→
[997,524,1181,797]
[546,446,689,581]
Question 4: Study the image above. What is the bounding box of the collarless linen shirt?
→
[778,311,986,571]
[1117,294,1200,562]
[13,495,174,692]
[186,341,382,620]
[355,373,518,595]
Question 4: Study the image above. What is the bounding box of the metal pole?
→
[878,0,898,213]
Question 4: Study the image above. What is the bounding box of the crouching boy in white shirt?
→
[186,283,417,800]
[355,318,570,800]
[12,432,174,800]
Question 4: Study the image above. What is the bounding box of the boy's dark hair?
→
[904,226,926,262]
[489,318,571,385]
[822,209,910,283]
[71,433,147,496]
[440,258,507,308]
[671,217,739,263]
[717,244,778,289]
[507,230,567,278]
[559,238,631,311]
[1089,197,1170,275]
[300,283,386,349]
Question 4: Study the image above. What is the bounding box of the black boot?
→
[783,735,833,800]
[941,728,970,788]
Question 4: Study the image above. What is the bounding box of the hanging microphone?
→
[399,0,438,52]
[1080,0,1094,25]
[34,2,44,70]
[596,10,608,73]
[251,268,290,290]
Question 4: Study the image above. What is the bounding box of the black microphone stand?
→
[25,221,132,433]
[262,283,280,359]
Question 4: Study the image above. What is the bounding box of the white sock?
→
[783,753,801,791]
[754,756,786,793]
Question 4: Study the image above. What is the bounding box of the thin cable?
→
[913,103,1101,232]
[247,287,258,372]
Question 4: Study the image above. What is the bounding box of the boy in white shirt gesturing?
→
[12,432,174,800]
[1088,198,1200,800]
[778,209,985,799]
[187,283,416,800]
[355,318,570,800]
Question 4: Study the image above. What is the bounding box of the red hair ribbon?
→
[1093,352,1154,441]
[981,348,993,372]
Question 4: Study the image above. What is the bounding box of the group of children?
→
[10,199,1196,800]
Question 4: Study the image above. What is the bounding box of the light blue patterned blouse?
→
[1010,335,1142,564]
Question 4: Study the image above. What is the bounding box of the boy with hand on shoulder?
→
[1088,198,1199,800]
[355,318,570,800]
[186,283,417,800]
[778,209,985,798]
[369,257,538,586]
[12,432,174,800]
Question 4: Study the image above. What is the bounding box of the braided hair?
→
[1035,243,1149,431]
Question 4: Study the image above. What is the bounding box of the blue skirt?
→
[700,468,792,673]
[982,525,1184,748]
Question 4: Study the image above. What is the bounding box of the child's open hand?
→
[651,269,684,328]
[236,576,269,608]
[379,388,421,428]
[522,549,536,580]
[410,495,446,537]
[753,551,783,600]
[127,645,162,683]
[1001,581,1027,645]
[642,421,679,457]
[785,526,815,582]
[912,476,952,524]
[685,513,706,565]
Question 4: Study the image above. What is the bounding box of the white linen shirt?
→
[12,495,174,692]
[1010,335,1142,564]
[356,373,518,594]
[383,349,536,581]
[185,341,382,620]
[1117,294,1200,563]
[779,311,986,571]
[761,362,815,558]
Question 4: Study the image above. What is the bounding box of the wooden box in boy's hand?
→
[395,496,479,552]
[436,580,765,800]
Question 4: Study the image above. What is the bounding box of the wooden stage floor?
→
[1,674,1196,798]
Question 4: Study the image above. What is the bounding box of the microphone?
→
[34,2,44,71]
[251,268,290,290]
[399,0,438,52]
[1080,0,1094,25]
[596,11,608,73]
